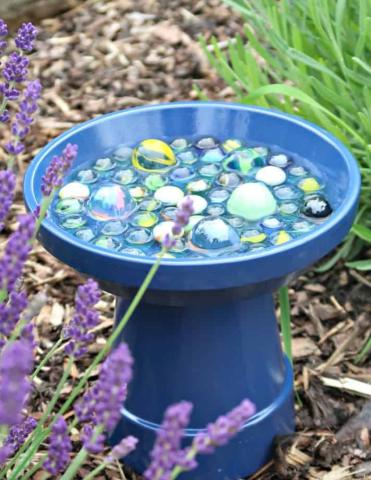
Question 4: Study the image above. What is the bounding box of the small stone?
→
[114,169,137,185]
[182,195,207,214]
[139,199,162,212]
[177,150,198,165]
[113,146,133,163]
[261,216,282,230]
[298,177,321,193]
[130,212,158,228]
[61,215,86,229]
[94,235,121,250]
[129,186,148,201]
[255,166,286,186]
[132,139,176,172]
[198,164,221,177]
[101,221,127,236]
[207,204,225,216]
[216,172,243,188]
[121,247,145,257]
[186,179,210,194]
[289,166,308,177]
[93,157,116,172]
[154,186,184,205]
[200,147,225,164]
[190,217,240,256]
[240,229,267,244]
[87,183,135,221]
[274,185,302,200]
[269,154,290,168]
[170,138,190,151]
[59,182,90,200]
[126,228,153,245]
[170,167,195,183]
[76,169,98,184]
[222,139,243,152]
[75,228,95,242]
[227,182,277,221]
[195,136,218,149]
[208,188,230,203]
[279,201,300,215]
[55,198,83,216]
[302,195,332,219]
[271,230,292,245]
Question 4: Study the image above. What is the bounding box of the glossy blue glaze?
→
[23,102,360,478]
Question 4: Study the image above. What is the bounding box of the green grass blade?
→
[279,286,293,364]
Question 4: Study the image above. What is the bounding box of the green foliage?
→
[278,286,293,364]
[201,0,371,270]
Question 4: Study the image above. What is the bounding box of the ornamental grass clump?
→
[0,18,256,480]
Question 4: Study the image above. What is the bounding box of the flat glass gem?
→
[101,221,127,236]
[87,183,135,221]
[290,220,315,233]
[93,157,116,172]
[298,177,321,193]
[130,212,158,228]
[170,138,189,151]
[59,182,90,200]
[187,179,210,194]
[132,139,176,172]
[76,169,98,184]
[184,215,204,234]
[200,147,225,164]
[222,139,242,152]
[198,164,221,177]
[227,183,277,221]
[55,198,83,216]
[269,154,290,168]
[177,150,198,165]
[75,228,95,241]
[262,216,282,230]
[216,172,242,188]
[121,247,145,257]
[61,215,86,229]
[274,185,302,200]
[289,166,308,177]
[207,204,225,216]
[279,201,299,215]
[255,166,286,186]
[126,228,153,245]
[129,186,147,200]
[139,199,162,212]
[169,237,188,253]
[170,167,195,183]
[208,188,230,203]
[195,137,218,149]
[114,169,137,185]
[94,235,121,250]
[161,207,178,221]
[302,195,332,219]
[271,230,292,245]
[223,151,253,175]
[144,174,167,191]
[240,229,267,244]
[113,146,132,162]
[154,186,184,205]
[153,221,178,243]
[226,216,245,228]
[183,195,207,214]
[190,217,240,255]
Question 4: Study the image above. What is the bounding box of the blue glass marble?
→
[190,217,240,256]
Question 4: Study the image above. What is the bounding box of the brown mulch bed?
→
[1,0,371,478]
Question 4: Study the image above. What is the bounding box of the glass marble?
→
[302,195,332,219]
[170,167,195,183]
[240,228,267,244]
[145,173,167,191]
[227,183,277,221]
[190,218,240,256]
[113,146,132,163]
[61,215,86,229]
[129,186,147,201]
[153,221,178,243]
[131,212,158,228]
[187,179,210,194]
[279,201,300,216]
[208,188,230,203]
[55,198,83,216]
[184,195,207,214]
[262,216,282,230]
[216,172,242,188]
[200,147,225,164]
[126,228,153,245]
[226,216,245,228]
[114,169,137,185]
[93,157,116,172]
[199,164,221,178]
[75,228,95,242]
[76,169,98,184]
[170,138,190,152]
[255,166,286,186]
[177,150,198,165]
[161,207,178,221]
[132,139,176,172]
[298,177,321,193]
[121,247,145,257]
[59,182,90,200]
[269,154,290,168]
[289,166,308,177]
[274,185,302,201]
[101,221,127,236]
[222,139,243,153]
[207,204,225,216]
[87,183,135,221]
[94,235,121,250]
[139,199,162,212]
[270,230,292,245]
[290,219,315,233]
[154,186,184,205]
[195,137,218,149]
[169,237,188,253]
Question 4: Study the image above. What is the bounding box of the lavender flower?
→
[2,52,29,84]
[4,416,37,455]
[41,143,78,196]
[0,340,33,426]
[162,196,194,249]
[144,401,193,480]
[44,416,72,475]
[0,170,16,231]
[64,279,100,358]
[106,435,138,462]
[0,445,12,465]
[81,424,105,455]
[75,344,133,453]
[5,79,41,157]
[0,213,35,294]
[193,399,256,455]
[15,23,38,52]
[0,290,28,338]
[0,19,8,54]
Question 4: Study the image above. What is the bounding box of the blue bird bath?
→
[24,102,360,479]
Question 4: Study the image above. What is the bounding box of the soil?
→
[1,0,370,479]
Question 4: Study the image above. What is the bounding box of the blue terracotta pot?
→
[24,102,360,479]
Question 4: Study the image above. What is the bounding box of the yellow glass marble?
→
[241,231,267,244]
[132,139,176,172]
[222,139,242,152]
[298,177,320,193]
[273,230,291,245]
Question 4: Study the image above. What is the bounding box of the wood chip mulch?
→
[1,1,370,479]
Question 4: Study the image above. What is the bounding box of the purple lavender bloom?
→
[64,279,100,358]
[0,445,12,465]
[75,344,133,452]
[144,401,193,480]
[0,340,33,426]
[162,196,194,249]
[44,416,72,475]
[2,52,29,84]
[5,79,41,157]
[41,143,78,196]
[0,170,16,231]
[81,424,105,455]
[0,19,8,54]
[4,416,37,456]
[193,399,256,455]
[106,435,138,462]
[0,290,28,338]
[0,213,35,294]
[15,23,38,53]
